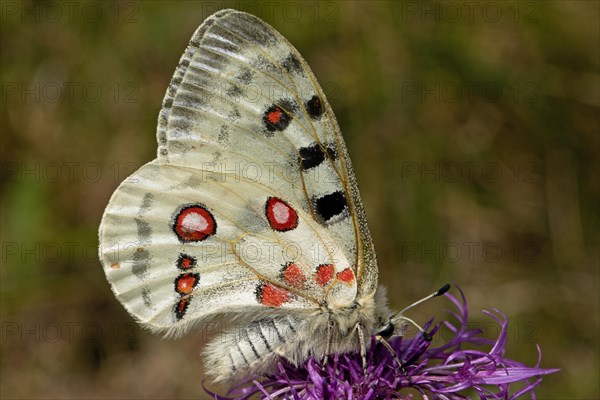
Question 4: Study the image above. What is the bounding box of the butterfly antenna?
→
[398,283,450,315]
[394,315,432,341]
[393,284,450,341]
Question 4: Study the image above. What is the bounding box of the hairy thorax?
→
[284,287,391,365]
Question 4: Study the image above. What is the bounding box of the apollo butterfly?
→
[98,9,447,382]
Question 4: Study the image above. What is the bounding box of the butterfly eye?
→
[377,321,395,338]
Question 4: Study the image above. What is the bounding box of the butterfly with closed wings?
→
[99,9,447,382]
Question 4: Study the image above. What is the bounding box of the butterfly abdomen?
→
[204,315,299,381]
[204,291,390,381]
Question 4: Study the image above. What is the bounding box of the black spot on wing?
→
[299,142,338,170]
[300,144,324,170]
[315,191,348,223]
[305,95,324,119]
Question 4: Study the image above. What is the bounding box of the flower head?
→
[206,288,558,399]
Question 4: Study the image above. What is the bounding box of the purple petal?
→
[205,286,558,399]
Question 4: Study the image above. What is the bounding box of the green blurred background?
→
[1,1,598,398]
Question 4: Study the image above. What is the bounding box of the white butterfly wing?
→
[99,9,378,336]
[158,9,379,295]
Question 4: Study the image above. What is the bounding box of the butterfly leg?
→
[321,317,334,370]
[375,335,402,366]
[375,335,411,383]
[353,323,367,374]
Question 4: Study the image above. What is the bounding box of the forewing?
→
[157,10,378,296]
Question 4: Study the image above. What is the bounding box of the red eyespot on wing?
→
[173,205,216,242]
[281,262,307,289]
[175,273,200,295]
[256,282,290,307]
[336,268,355,284]
[177,254,197,270]
[175,296,191,320]
[315,264,335,286]
[265,197,298,232]
[263,104,292,132]
[268,108,282,124]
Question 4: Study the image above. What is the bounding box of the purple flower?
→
[206,288,558,399]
